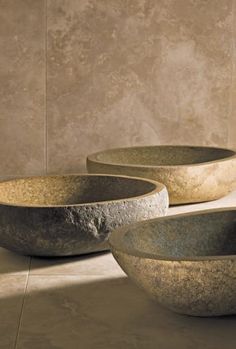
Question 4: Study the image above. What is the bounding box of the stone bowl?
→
[0,174,168,257]
[87,145,236,204]
[109,208,236,316]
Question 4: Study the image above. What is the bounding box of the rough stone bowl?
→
[109,208,236,316]
[87,145,236,204]
[0,174,168,257]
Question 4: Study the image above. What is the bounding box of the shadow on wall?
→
[1,275,236,348]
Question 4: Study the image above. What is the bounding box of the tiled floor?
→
[1,191,236,349]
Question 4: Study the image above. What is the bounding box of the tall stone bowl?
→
[0,174,168,256]
[87,145,236,205]
[109,208,236,316]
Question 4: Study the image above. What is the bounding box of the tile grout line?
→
[45,0,48,174]
[13,257,32,349]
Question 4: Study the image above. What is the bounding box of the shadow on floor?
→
[0,248,110,275]
[1,276,236,349]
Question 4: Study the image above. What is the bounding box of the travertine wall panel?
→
[229,0,236,148]
[47,0,233,172]
[0,0,235,176]
[0,0,46,176]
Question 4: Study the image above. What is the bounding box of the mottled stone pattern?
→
[230,0,236,149]
[109,208,236,316]
[46,0,234,173]
[0,0,45,176]
[0,175,168,256]
[88,145,236,204]
[0,0,235,176]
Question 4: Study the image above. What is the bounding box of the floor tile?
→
[0,248,30,275]
[0,275,27,349]
[16,275,236,349]
[30,252,124,276]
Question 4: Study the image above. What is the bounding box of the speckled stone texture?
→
[109,208,236,317]
[87,145,236,205]
[0,174,168,256]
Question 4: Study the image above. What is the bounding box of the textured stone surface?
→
[0,0,235,176]
[87,145,236,204]
[0,174,168,256]
[109,208,236,316]
[0,192,236,348]
[0,0,45,176]
[46,0,234,173]
[230,0,236,149]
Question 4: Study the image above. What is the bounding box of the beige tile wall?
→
[0,0,235,176]
[230,0,236,148]
[0,0,46,176]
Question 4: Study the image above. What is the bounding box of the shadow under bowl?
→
[87,145,236,204]
[0,174,168,257]
[109,208,236,316]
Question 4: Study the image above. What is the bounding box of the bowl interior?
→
[112,210,236,258]
[93,146,235,166]
[0,175,157,207]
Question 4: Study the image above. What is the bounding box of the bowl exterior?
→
[87,156,236,205]
[0,187,168,256]
[111,249,236,316]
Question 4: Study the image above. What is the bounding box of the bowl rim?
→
[0,173,167,208]
[87,145,236,169]
[109,207,236,262]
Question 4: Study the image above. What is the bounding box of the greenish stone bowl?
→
[87,145,236,205]
[0,174,168,257]
[109,208,236,316]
